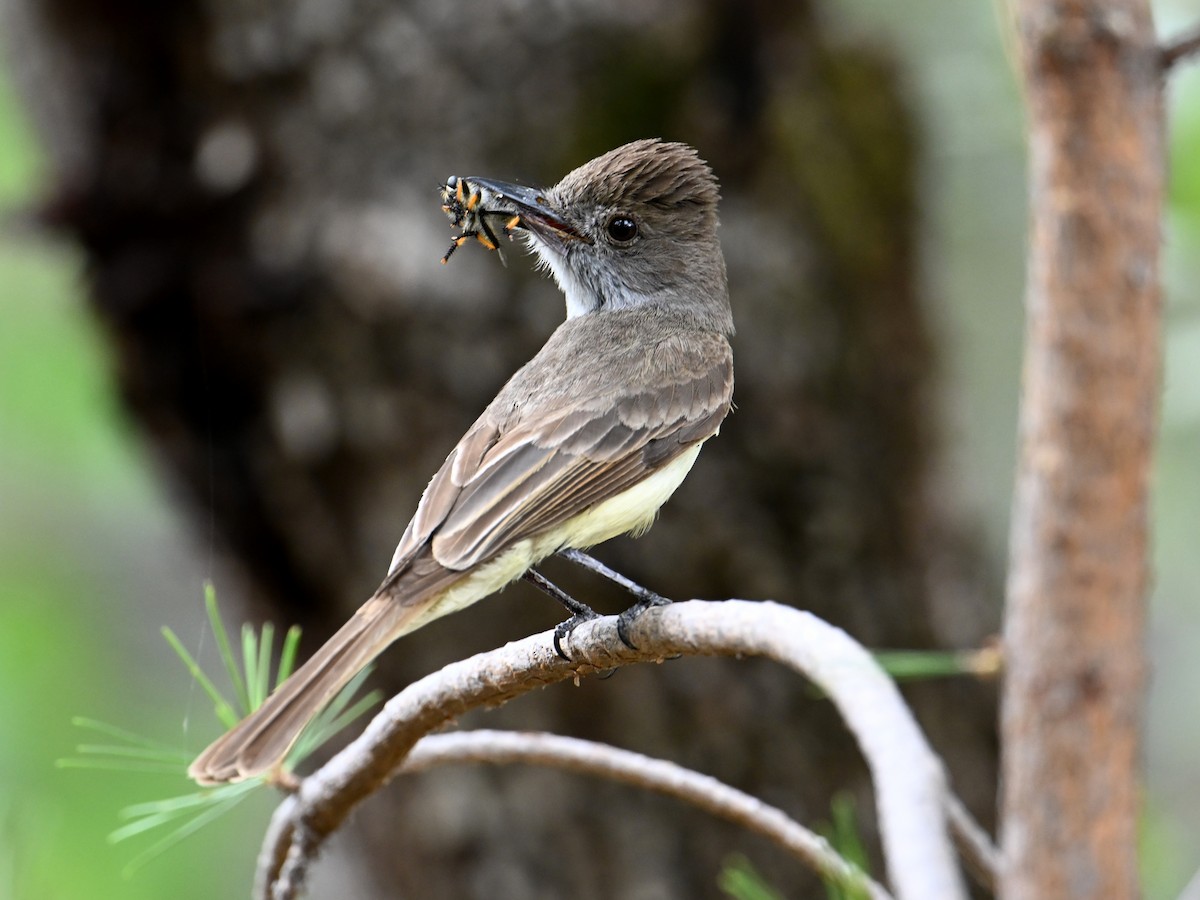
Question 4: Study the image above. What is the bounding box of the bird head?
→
[467,139,732,335]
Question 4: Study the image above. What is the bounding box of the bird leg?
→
[558,548,672,649]
[522,568,599,660]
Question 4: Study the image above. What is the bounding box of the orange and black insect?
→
[439,176,521,265]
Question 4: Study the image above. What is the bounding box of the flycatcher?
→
[189,139,735,785]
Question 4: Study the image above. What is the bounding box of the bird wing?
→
[383,336,733,584]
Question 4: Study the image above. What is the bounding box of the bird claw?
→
[615,594,672,650]
[553,609,601,660]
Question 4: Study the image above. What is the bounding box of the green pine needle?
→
[205,581,249,714]
[277,626,302,689]
[73,745,189,762]
[161,626,240,730]
[717,854,784,900]
[254,622,274,709]
[241,623,260,713]
[56,720,193,772]
[69,717,193,756]
[287,667,382,768]
[55,759,193,775]
[819,793,872,900]
[873,646,1000,681]
[117,784,258,877]
[64,584,381,876]
[875,650,969,680]
[119,789,238,819]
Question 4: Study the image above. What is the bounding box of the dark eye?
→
[605,216,638,243]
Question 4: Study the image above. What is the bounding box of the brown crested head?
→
[526,139,731,334]
[548,139,720,241]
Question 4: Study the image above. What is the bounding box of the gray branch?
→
[400,729,892,900]
[946,793,999,892]
[1162,22,1200,70]
[256,600,967,900]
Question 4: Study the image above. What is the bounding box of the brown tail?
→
[188,589,430,786]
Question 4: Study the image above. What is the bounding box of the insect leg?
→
[440,234,470,264]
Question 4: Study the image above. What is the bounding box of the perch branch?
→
[256,600,965,900]
[398,729,892,899]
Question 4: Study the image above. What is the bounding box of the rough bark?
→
[1002,1,1163,895]
[3,0,998,895]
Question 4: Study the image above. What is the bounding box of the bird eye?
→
[605,216,639,243]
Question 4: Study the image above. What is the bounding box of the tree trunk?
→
[1002,1,1162,895]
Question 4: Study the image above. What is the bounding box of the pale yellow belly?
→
[402,443,704,632]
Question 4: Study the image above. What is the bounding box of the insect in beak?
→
[439,176,529,264]
[438,175,589,265]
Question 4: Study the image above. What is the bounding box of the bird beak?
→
[465,178,591,246]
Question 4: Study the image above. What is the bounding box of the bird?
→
[188,138,735,785]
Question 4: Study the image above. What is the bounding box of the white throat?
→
[528,237,651,319]
[539,249,592,318]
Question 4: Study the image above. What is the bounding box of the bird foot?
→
[558,548,673,648]
[552,608,602,661]
[523,568,601,660]
[616,594,672,650]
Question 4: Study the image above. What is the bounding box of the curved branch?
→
[1162,22,1200,71]
[257,600,966,900]
[945,794,998,893]
[398,729,891,900]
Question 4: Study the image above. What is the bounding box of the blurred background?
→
[0,0,1196,897]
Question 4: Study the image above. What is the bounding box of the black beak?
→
[465,178,591,245]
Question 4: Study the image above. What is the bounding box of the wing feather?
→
[384,330,733,586]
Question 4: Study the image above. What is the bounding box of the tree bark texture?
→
[1003,1,1163,896]
[3,0,998,895]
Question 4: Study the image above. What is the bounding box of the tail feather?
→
[188,591,427,785]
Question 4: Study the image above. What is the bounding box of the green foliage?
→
[716,793,875,900]
[818,793,871,900]
[717,854,784,900]
[59,717,258,876]
[58,584,380,876]
[873,648,999,681]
